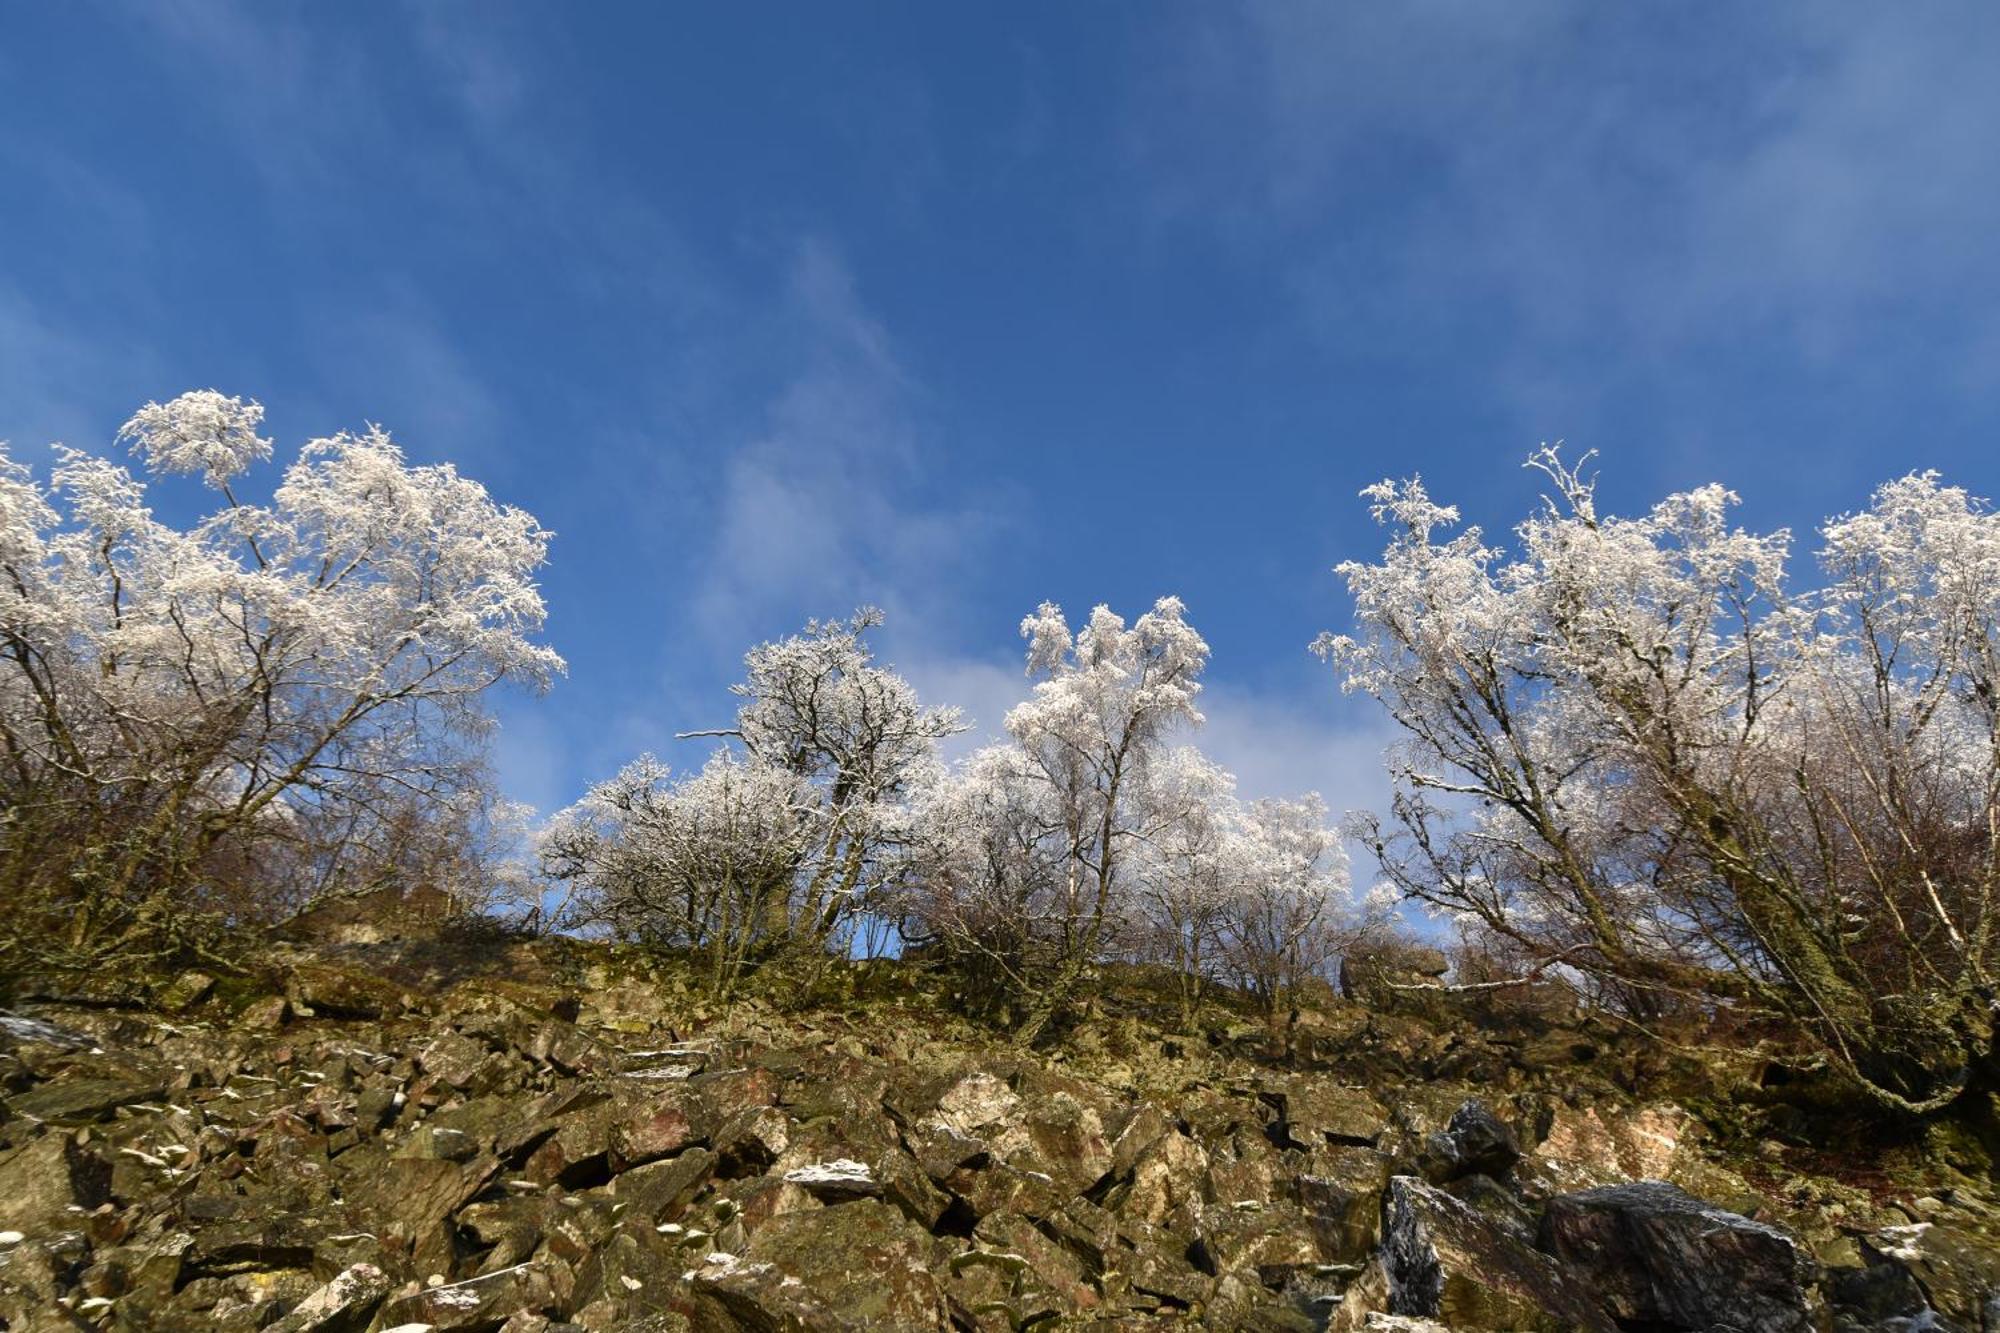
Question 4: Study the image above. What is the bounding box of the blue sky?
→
[7,3,2000,827]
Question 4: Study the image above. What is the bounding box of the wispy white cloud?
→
[690,240,1006,654]
[1135,4,2000,427]
[313,291,506,468]
[0,287,161,453]
[1195,682,1400,817]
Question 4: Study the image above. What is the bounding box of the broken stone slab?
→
[156,971,217,1015]
[181,1212,328,1278]
[1826,1257,1949,1333]
[782,1157,882,1201]
[714,1106,793,1177]
[337,1149,500,1280]
[612,1147,718,1226]
[417,1032,493,1090]
[969,1210,1100,1315]
[1008,1088,1113,1196]
[1419,1099,1520,1184]
[0,1010,95,1052]
[0,1133,111,1232]
[1191,1200,1323,1287]
[1260,1080,1392,1150]
[687,1199,950,1330]
[1540,1180,1817,1333]
[7,1074,167,1125]
[1297,1145,1393,1263]
[1526,1101,1694,1191]
[266,1261,391,1333]
[1347,1175,1616,1333]
[378,1261,559,1330]
[285,962,413,1020]
[1105,1128,1208,1226]
[608,1089,702,1169]
[929,1072,1021,1139]
[565,1227,684,1323]
[1857,1218,2000,1333]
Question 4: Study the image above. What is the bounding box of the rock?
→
[613,1147,718,1225]
[1528,1102,1693,1190]
[1107,1102,1173,1177]
[398,1124,481,1163]
[1262,1080,1392,1149]
[1339,943,1449,1006]
[1108,1129,1208,1225]
[610,1091,701,1169]
[157,971,217,1014]
[267,1261,391,1332]
[1858,1219,2000,1333]
[1298,1146,1393,1262]
[1192,1201,1322,1287]
[688,1199,949,1330]
[1420,1100,1520,1183]
[1010,1087,1112,1194]
[378,1261,559,1330]
[417,1032,492,1089]
[967,1210,1100,1315]
[1541,1181,1817,1333]
[782,1158,881,1202]
[566,1227,681,1323]
[871,1147,953,1230]
[286,962,412,1019]
[0,1134,111,1232]
[1125,1220,1215,1309]
[338,1149,499,1279]
[1827,1259,1944,1332]
[714,1106,792,1176]
[1350,1175,1616,1333]
[930,1072,1020,1138]
[8,1074,166,1125]
[240,994,291,1029]
[0,1009,94,1051]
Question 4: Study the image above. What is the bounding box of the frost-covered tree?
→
[0,391,560,967]
[1217,793,1354,1018]
[904,597,1211,1038]
[1323,450,2000,1114]
[545,611,958,989]
[688,608,964,947]
[1128,747,1238,1026]
[539,752,815,996]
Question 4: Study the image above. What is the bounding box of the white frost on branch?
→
[118,389,273,489]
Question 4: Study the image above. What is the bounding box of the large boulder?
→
[1339,943,1449,1008]
[377,1260,562,1329]
[266,1262,392,1333]
[1341,1176,1616,1333]
[1856,1218,2000,1333]
[1526,1102,1694,1191]
[688,1198,950,1330]
[1261,1079,1392,1150]
[8,1073,166,1125]
[0,1133,111,1232]
[1540,1181,1818,1333]
[1297,1145,1393,1262]
[1420,1100,1520,1184]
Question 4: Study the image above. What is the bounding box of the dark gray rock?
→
[1420,1099,1520,1183]
[0,1009,94,1051]
[1365,1174,1616,1332]
[1540,1180,1817,1333]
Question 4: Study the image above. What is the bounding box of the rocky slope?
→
[0,940,1995,1331]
